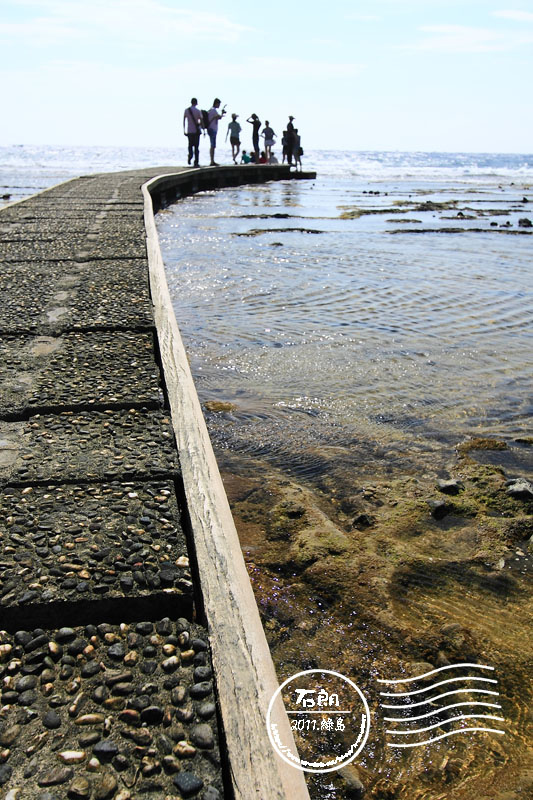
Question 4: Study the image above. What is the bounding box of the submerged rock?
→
[506,478,533,500]
[437,478,464,495]
[427,499,451,520]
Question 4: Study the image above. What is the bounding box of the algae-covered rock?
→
[204,400,238,413]
[457,437,508,454]
[266,499,306,540]
[289,524,349,568]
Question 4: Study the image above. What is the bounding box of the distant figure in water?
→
[226,113,241,164]
[241,150,251,163]
[183,97,202,167]
[246,113,261,161]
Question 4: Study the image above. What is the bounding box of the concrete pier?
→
[0,166,314,799]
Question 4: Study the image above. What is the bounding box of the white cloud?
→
[0,0,249,46]
[492,10,533,23]
[410,24,533,53]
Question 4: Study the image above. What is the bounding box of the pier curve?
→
[144,165,314,799]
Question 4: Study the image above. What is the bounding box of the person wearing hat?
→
[207,98,226,166]
[226,113,242,164]
[286,115,296,166]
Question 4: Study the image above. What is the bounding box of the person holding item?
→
[207,98,226,166]
[246,113,261,161]
[261,121,276,164]
[226,113,241,164]
[183,97,202,167]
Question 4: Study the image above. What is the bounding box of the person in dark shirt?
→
[246,114,261,161]
[286,116,295,166]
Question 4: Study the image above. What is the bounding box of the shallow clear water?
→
[157,159,533,799]
[157,174,533,478]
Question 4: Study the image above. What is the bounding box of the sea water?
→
[155,151,533,799]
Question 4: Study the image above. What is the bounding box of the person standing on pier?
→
[226,113,242,164]
[183,97,202,167]
[207,98,226,166]
[261,121,276,164]
[292,128,303,171]
[286,116,296,165]
[246,113,261,161]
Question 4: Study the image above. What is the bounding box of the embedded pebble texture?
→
[0,169,226,796]
[0,232,146,262]
[0,261,154,334]
[10,408,178,483]
[0,331,163,416]
[0,618,223,798]
[0,482,192,607]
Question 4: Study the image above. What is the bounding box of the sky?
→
[1,0,532,153]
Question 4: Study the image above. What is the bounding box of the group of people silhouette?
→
[183,98,303,169]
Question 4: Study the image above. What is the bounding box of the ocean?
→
[2,144,532,799]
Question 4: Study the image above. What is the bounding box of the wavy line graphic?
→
[383,700,502,722]
[379,663,505,748]
[386,726,506,748]
[377,662,495,685]
[386,713,505,736]
[381,688,499,709]
[379,675,497,697]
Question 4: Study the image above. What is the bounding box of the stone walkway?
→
[0,170,225,799]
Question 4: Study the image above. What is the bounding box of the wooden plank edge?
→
[142,171,311,800]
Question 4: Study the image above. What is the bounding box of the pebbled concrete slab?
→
[0,481,191,608]
[7,408,179,484]
[0,617,223,798]
[2,206,145,221]
[0,331,164,418]
[0,234,146,262]
[0,220,146,241]
[0,261,154,334]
